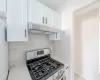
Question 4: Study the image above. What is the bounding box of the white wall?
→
[99,8,100,73]
[52,31,70,65]
[73,15,82,75]
[8,33,52,68]
[59,0,98,80]
[52,30,70,80]
[60,0,97,30]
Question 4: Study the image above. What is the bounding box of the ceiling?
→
[37,0,67,11]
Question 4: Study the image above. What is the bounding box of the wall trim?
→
[74,0,100,15]
[74,72,90,80]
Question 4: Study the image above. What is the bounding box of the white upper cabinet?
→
[46,8,54,27]
[28,0,45,25]
[7,0,28,42]
[0,0,6,12]
[54,12,61,29]
[28,0,60,28]
[7,0,61,41]
[49,32,60,40]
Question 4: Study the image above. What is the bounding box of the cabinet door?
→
[7,25,28,42]
[7,0,28,42]
[28,0,45,25]
[54,12,61,29]
[49,32,60,40]
[0,0,6,12]
[0,19,8,80]
[46,8,54,27]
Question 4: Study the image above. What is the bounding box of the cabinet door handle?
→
[4,26,7,41]
[25,29,26,37]
[56,33,57,38]
[46,18,47,24]
[43,17,44,23]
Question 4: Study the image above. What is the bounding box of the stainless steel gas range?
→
[26,48,66,80]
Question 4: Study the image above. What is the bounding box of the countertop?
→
[8,65,32,80]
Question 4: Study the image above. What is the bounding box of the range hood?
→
[28,22,60,34]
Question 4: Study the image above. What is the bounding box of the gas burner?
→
[27,54,64,80]
[32,68,48,80]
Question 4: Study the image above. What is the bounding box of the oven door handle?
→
[53,74,65,80]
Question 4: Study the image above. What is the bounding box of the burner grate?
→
[27,56,62,80]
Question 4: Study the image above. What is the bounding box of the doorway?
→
[73,8,99,80]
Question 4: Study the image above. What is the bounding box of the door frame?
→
[71,1,100,80]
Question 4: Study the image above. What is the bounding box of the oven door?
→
[54,74,66,80]
[58,75,66,80]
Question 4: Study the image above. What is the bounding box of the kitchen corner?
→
[0,0,70,80]
[7,32,69,80]
[1,0,100,80]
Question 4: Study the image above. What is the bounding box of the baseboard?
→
[74,72,90,80]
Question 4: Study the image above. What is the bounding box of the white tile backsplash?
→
[8,33,52,68]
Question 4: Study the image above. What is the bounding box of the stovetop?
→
[27,54,64,80]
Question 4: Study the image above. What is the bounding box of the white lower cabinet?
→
[7,0,28,42]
